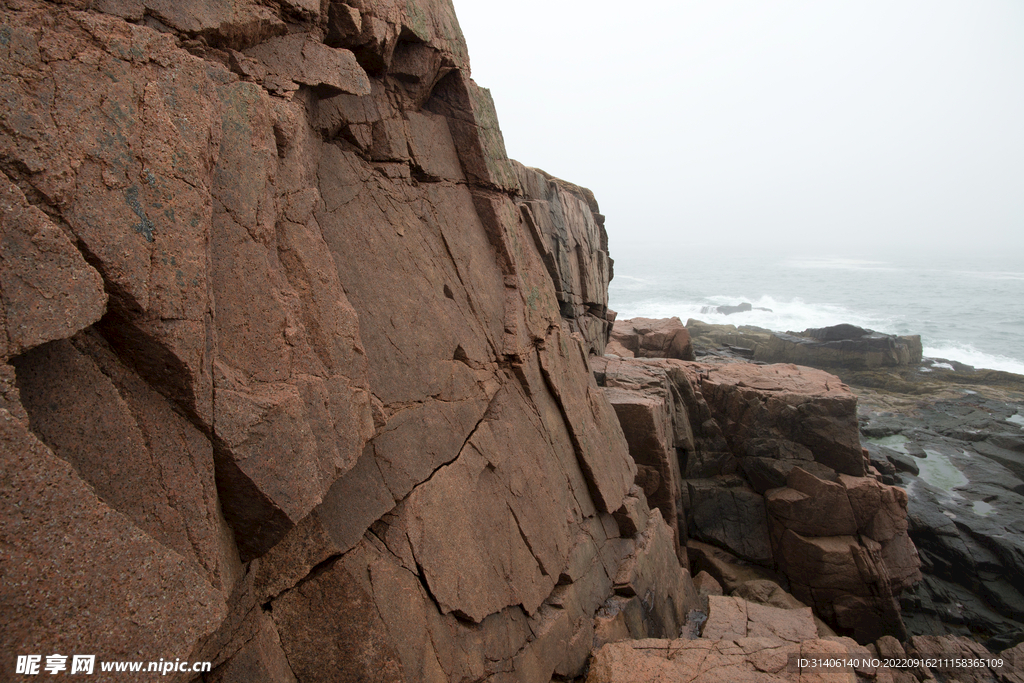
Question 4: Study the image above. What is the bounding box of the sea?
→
[607,246,1024,375]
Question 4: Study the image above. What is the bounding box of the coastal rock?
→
[754,325,923,370]
[593,355,693,557]
[0,174,107,357]
[861,393,1024,649]
[587,595,876,683]
[0,1,686,679]
[679,362,866,477]
[610,317,695,361]
[689,477,773,564]
[516,162,614,355]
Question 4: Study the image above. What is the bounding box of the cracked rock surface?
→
[0,1,686,681]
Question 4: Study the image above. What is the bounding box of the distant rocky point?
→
[700,302,773,315]
[687,320,923,370]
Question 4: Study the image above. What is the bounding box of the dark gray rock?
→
[687,477,773,566]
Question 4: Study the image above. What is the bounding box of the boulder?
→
[610,317,695,361]
[678,362,866,477]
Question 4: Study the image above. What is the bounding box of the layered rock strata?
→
[0,2,688,681]
[593,354,922,644]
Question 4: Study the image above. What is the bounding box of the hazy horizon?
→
[454,1,1024,258]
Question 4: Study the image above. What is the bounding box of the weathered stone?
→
[538,328,636,514]
[598,356,687,552]
[206,612,298,683]
[754,325,923,370]
[517,162,613,354]
[679,362,866,477]
[0,408,225,664]
[766,467,859,538]
[0,173,106,358]
[687,539,783,594]
[272,555,406,682]
[693,570,723,597]
[13,335,240,591]
[611,317,695,361]
[426,70,520,192]
[689,478,773,565]
[244,33,371,95]
[612,509,701,638]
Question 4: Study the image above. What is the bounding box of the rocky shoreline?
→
[679,319,1024,650]
[2,1,1023,681]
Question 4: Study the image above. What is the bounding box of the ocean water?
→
[607,247,1024,375]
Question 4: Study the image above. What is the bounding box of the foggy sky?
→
[453,1,1024,256]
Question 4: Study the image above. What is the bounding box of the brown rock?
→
[599,356,687,551]
[702,595,749,640]
[244,33,371,95]
[687,539,782,594]
[611,317,695,361]
[13,335,240,591]
[0,173,106,358]
[272,555,406,682]
[689,477,773,564]
[587,636,863,683]
[838,474,909,543]
[206,612,298,683]
[425,70,520,192]
[612,509,701,638]
[694,570,724,597]
[0,408,225,664]
[538,328,636,514]
[517,162,614,354]
[679,361,865,476]
[732,580,808,611]
[766,467,859,538]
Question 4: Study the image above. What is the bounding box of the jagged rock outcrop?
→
[687,320,923,371]
[861,396,1024,650]
[593,352,922,644]
[515,162,615,356]
[0,2,691,681]
[608,317,695,361]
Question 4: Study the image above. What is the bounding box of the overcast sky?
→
[453,1,1024,256]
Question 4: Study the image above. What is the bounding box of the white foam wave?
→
[612,294,1024,375]
[922,344,1024,375]
[615,295,894,336]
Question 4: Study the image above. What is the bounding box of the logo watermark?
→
[15,655,211,676]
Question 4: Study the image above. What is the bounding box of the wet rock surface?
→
[861,393,1024,651]
[689,316,1024,653]
[593,355,921,644]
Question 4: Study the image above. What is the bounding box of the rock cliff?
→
[0,1,689,680]
[3,2,1017,682]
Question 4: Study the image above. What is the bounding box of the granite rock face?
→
[0,2,689,681]
[516,162,615,356]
